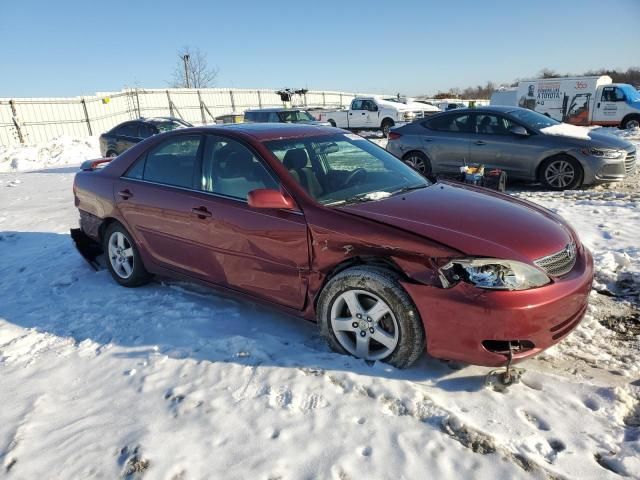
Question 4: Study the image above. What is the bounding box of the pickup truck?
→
[316,96,437,136]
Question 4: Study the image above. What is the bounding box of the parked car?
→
[244,108,331,126]
[501,76,640,129]
[99,117,192,157]
[316,96,437,136]
[73,123,593,369]
[386,106,636,190]
[434,101,467,111]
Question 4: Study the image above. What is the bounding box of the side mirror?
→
[247,189,297,210]
[509,125,529,137]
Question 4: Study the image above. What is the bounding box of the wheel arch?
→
[313,256,409,310]
[535,152,583,182]
[381,117,395,127]
[620,113,640,129]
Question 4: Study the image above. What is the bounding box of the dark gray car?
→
[386,106,636,190]
[244,108,331,126]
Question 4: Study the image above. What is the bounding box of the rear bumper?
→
[401,248,594,367]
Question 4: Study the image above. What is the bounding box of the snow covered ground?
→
[1,129,639,479]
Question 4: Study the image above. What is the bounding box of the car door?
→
[469,113,549,180]
[184,134,309,309]
[114,134,219,279]
[593,86,625,125]
[361,100,377,128]
[421,113,472,173]
[349,100,368,128]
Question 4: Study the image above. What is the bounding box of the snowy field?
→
[1,129,639,479]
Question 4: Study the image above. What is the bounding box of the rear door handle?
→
[118,189,132,199]
[474,141,487,146]
[191,207,212,218]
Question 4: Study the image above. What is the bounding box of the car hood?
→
[338,182,574,263]
[295,120,332,126]
[587,129,635,150]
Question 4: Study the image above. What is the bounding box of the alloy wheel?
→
[626,119,640,129]
[330,289,399,361]
[108,231,135,279]
[404,155,426,173]
[544,160,575,188]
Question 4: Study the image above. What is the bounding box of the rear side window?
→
[267,112,281,122]
[115,123,140,137]
[199,136,278,200]
[134,135,202,188]
[244,111,258,122]
[425,114,472,132]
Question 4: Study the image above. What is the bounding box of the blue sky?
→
[1,0,638,98]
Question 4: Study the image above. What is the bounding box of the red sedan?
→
[73,124,593,368]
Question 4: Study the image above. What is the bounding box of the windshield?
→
[508,109,560,129]
[265,133,430,206]
[278,110,316,122]
[152,120,190,132]
[619,84,640,102]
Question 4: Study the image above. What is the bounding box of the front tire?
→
[317,266,425,368]
[539,155,583,190]
[381,119,395,138]
[621,115,640,130]
[103,222,152,287]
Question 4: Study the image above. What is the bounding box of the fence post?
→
[257,90,262,108]
[9,100,25,144]
[229,90,236,112]
[81,98,93,136]
[166,90,174,117]
[197,90,207,125]
[339,92,343,107]
[322,91,326,107]
[134,89,141,118]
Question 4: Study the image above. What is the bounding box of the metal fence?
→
[0,88,366,146]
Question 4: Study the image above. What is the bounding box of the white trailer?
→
[513,76,640,129]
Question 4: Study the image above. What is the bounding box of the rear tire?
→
[106,150,118,158]
[328,119,336,128]
[402,151,431,175]
[103,222,152,287]
[317,266,425,369]
[539,155,583,190]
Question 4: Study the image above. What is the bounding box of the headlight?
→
[439,258,551,291]
[584,148,624,159]
[403,111,416,121]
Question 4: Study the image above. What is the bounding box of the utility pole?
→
[182,54,191,88]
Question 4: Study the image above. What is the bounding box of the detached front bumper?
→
[401,248,594,367]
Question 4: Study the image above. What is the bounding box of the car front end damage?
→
[401,244,593,367]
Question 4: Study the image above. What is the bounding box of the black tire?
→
[328,119,336,128]
[539,155,583,190]
[103,222,152,287]
[621,115,640,130]
[381,119,395,137]
[106,150,118,158]
[317,266,425,369]
[402,151,431,175]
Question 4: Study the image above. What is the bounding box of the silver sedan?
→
[386,106,636,190]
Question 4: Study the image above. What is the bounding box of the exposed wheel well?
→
[313,256,408,309]
[381,117,395,127]
[98,217,119,242]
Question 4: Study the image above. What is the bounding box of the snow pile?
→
[0,136,100,173]
[540,123,592,140]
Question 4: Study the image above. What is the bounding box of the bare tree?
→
[170,46,219,88]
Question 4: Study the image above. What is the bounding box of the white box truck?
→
[512,76,640,129]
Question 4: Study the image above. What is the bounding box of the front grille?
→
[625,149,636,175]
[534,243,577,277]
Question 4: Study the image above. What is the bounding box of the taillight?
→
[388,132,402,141]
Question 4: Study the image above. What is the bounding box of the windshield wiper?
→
[390,184,429,196]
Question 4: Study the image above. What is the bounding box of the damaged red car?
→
[73,124,594,368]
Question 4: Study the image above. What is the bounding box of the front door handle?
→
[191,207,212,219]
[474,141,487,146]
[118,189,133,199]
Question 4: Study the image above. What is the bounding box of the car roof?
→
[428,105,519,116]
[245,108,308,113]
[186,122,338,141]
